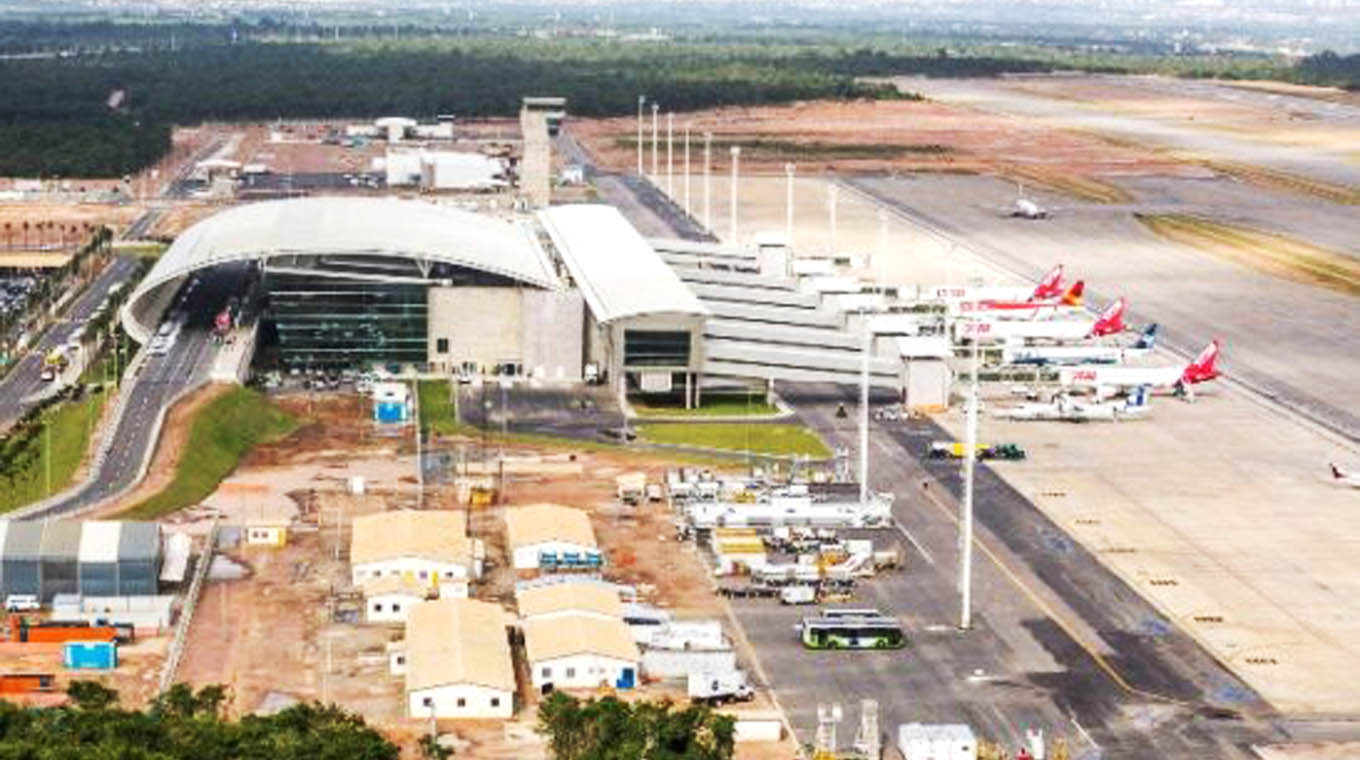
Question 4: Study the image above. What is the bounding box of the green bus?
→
[799,610,905,650]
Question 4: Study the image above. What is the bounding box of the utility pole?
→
[784,163,796,248]
[666,111,674,196]
[683,124,692,215]
[44,415,51,496]
[960,328,979,631]
[703,133,713,231]
[636,95,645,175]
[650,102,659,179]
[728,146,741,244]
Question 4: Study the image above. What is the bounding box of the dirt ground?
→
[155,389,791,756]
[570,98,1202,199]
[0,635,169,709]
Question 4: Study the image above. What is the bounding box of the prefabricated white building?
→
[405,599,515,719]
[517,580,623,622]
[350,510,480,587]
[524,613,639,691]
[364,576,432,624]
[504,504,599,571]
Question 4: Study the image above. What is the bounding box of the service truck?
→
[688,670,755,705]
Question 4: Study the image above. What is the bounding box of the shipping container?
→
[0,673,55,694]
[63,640,117,670]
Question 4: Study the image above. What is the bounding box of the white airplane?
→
[1003,324,1158,366]
[995,386,1150,422]
[1059,340,1221,398]
[957,296,1127,344]
[926,263,1065,303]
[1012,197,1049,219]
[1330,463,1360,488]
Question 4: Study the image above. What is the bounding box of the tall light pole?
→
[683,124,692,215]
[960,328,979,631]
[650,102,659,179]
[636,95,645,175]
[828,183,839,257]
[859,311,870,505]
[728,146,741,244]
[876,208,888,284]
[666,111,674,196]
[784,163,796,248]
[703,132,713,231]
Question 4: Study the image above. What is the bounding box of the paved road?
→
[18,264,246,519]
[557,130,715,242]
[727,382,1289,758]
[0,256,140,431]
[903,75,1360,190]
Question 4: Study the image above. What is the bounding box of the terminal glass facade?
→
[263,254,522,370]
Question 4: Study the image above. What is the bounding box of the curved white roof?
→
[121,197,556,342]
[537,204,708,324]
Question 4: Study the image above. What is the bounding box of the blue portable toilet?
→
[371,382,411,423]
[616,667,635,689]
[63,641,117,670]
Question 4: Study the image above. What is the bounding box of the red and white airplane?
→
[957,296,1127,343]
[1058,339,1221,397]
[951,280,1085,319]
[927,263,1066,303]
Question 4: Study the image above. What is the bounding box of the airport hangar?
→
[120,196,930,403]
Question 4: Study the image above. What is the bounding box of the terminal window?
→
[624,330,690,367]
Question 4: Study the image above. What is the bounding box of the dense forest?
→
[0,20,1355,178]
[0,682,400,759]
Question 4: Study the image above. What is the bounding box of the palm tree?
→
[21,221,29,249]
[3,222,10,250]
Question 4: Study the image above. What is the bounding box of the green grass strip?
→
[636,422,831,458]
[630,391,780,418]
[119,386,296,519]
[0,389,107,513]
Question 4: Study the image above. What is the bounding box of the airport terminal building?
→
[123,196,928,403]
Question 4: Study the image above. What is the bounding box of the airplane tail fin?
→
[1060,280,1085,306]
[1134,323,1158,350]
[1181,339,1221,384]
[1089,297,1126,337]
[1031,264,1063,300]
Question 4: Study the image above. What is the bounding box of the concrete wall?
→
[366,592,424,623]
[409,683,513,719]
[351,557,472,587]
[427,286,524,374]
[530,653,637,690]
[521,289,584,381]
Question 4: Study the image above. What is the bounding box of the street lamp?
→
[784,163,796,248]
[728,146,741,244]
[636,95,645,175]
[650,102,659,179]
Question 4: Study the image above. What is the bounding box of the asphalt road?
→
[556,129,714,242]
[726,382,1286,758]
[0,255,140,431]
[20,264,247,518]
[903,76,1360,189]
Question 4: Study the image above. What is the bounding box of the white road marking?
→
[894,518,936,567]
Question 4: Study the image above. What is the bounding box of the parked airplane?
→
[926,264,1064,303]
[957,296,1127,344]
[1058,339,1221,398]
[996,386,1151,422]
[1003,324,1158,366]
[951,280,1085,320]
[1329,463,1360,488]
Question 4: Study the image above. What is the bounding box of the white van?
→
[4,594,39,612]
